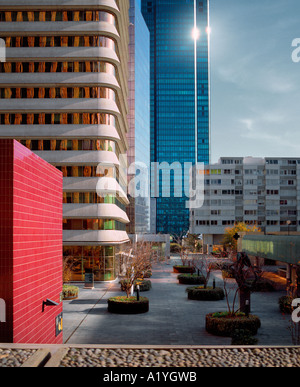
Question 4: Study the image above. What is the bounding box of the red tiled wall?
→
[0,140,63,344]
[0,140,14,343]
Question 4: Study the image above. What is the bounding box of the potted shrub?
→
[205,252,262,337]
[63,285,79,300]
[107,296,149,314]
[206,312,261,337]
[186,285,225,301]
[108,240,156,314]
[177,273,205,285]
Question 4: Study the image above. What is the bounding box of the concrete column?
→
[165,235,170,259]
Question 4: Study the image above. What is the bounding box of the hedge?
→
[177,274,206,285]
[206,312,261,337]
[186,286,225,301]
[173,265,195,274]
[107,296,149,314]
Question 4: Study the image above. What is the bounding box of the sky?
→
[210,0,300,163]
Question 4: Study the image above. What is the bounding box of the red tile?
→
[0,140,63,344]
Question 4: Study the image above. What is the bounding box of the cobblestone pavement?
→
[0,348,36,367]
[60,347,300,367]
[63,258,295,346]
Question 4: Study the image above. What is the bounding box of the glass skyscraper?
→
[141,0,210,235]
[127,0,151,234]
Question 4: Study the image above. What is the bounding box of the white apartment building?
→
[190,157,300,249]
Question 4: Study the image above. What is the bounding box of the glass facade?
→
[127,0,151,234]
[63,246,116,282]
[0,11,116,24]
[141,0,210,235]
[0,61,116,74]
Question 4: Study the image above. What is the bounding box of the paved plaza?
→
[63,258,294,346]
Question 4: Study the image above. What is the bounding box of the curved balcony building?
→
[0,0,130,281]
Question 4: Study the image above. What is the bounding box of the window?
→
[211,169,221,175]
[267,220,278,225]
[197,220,209,226]
[222,220,234,226]
[266,159,278,165]
[245,210,257,215]
[266,190,279,195]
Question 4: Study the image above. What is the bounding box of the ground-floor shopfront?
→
[63,245,120,282]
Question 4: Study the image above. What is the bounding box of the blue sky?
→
[210,0,300,163]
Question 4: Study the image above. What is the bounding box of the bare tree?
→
[191,256,213,289]
[173,234,190,267]
[119,240,158,298]
[222,252,262,316]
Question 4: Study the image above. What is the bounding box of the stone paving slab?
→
[62,259,295,346]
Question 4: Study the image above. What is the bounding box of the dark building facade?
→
[142,0,210,235]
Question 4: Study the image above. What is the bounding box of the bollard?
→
[136,285,140,301]
[213,279,216,289]
[245,300,250,317]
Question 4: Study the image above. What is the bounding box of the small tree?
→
[185,233,202,253]
[223,222,261,252]
[120,240,158,299]
[173,234,190,266]
[222,252,262,316]
[191,256,213,289]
